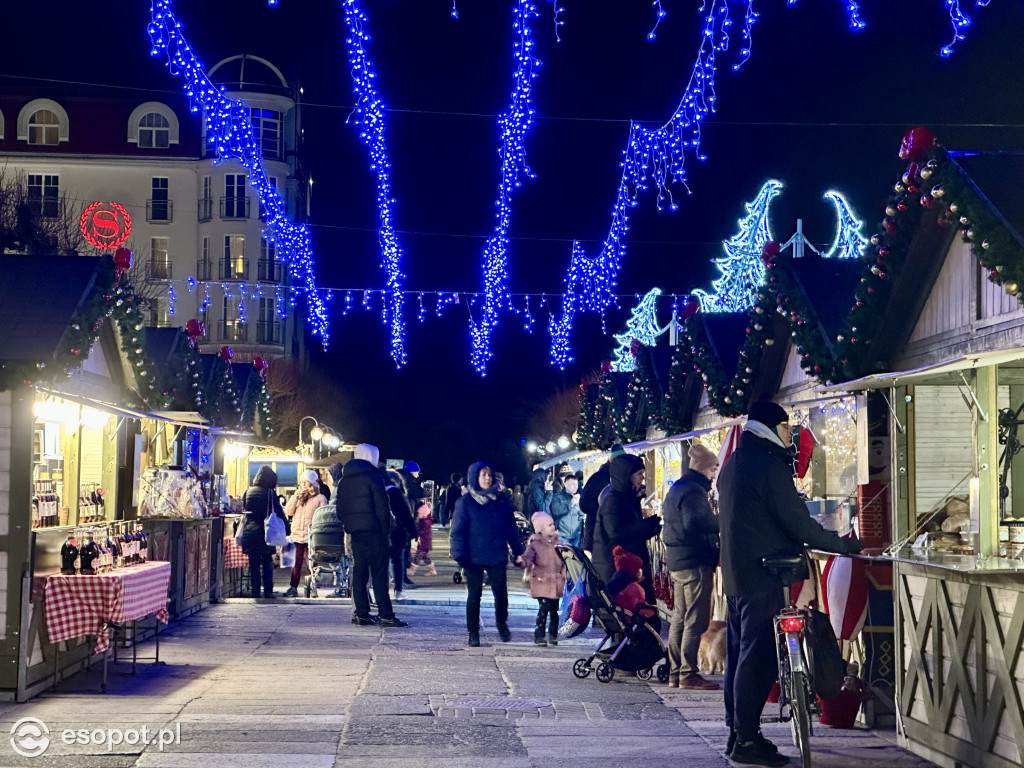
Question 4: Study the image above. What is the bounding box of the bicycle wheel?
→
[789,670,813,768]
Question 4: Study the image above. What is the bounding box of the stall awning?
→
[37,388,210,429]
[817,349,1024,393]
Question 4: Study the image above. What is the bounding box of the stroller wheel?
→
[572,658,591,679]
[596,662,615,683]
[453,572,463,584]
[656,662,670,683]
[636,667,653,681]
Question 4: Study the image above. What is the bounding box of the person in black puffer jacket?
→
[719,401,863,767]
[386,469,418,599]
[239,465,288,598]
[662,443,721,690]
[579,443,625,551]
[336,444,407,627]
[592,453,661,603]
[450,460,524,647]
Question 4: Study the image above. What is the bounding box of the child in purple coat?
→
[408,502,437,576]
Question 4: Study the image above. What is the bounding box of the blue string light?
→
[147,0,330,345]
[648,1,667,41]
[342,0,408,367]
[552,0,566,42]
[823,190,868,260]
[694,179,783,313]
[610,288,662,373]
[840,2,867,31]
[941,0,972,57]
[469,0,540,375]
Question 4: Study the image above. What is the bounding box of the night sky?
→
[4,1,1023,482]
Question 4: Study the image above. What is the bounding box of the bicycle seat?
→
[762,555,808,586]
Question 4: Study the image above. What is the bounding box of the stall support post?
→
[891,385,915,543]
[975,366,999,558]
[1010,385,1024,519]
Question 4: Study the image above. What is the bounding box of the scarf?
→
[469,486,500,505]
[743,419,787,450]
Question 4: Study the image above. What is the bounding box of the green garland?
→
[659,341,691,435]
[770,255,841,383]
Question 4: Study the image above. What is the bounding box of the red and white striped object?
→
[821,549,868,640]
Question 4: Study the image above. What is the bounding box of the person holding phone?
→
[524,468,553,517]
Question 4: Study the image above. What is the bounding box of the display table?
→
[43,561,171,654]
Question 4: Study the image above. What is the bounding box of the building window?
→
[27,110,60,146]
[149,237,171,280]
[27,174,59,218]
[150,297,173,328]
[257,298,282,344]
[249,108,282,160]
[222,174,249,219]
[259,177,278,220]
[198,175,213,221]
[222,235,247,280]
[221,296,247,342]
[197,236,211,280]
[148,177,171,222]
[259,237,280,282]
[138,113,170,148]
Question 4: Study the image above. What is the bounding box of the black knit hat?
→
[747,400,789,428]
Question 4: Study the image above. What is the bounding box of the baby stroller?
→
[305,502,351,598]
[556,544,669,684]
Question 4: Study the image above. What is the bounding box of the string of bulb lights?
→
[150,0,989,369]
[146,0,331,345]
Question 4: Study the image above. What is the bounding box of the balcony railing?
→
[257,259,282,283]
[145,261,172,281]
[220,196,251,219]
[219,258,250,281]
[218,321,248,343]
[195,259,212,281]
[197,197,213,222]
[146,199,173,223]
[256,321,283,345]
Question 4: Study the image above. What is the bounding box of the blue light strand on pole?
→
[342,0,408,367]
[147,0,330,346]
[694,179,783,313]
[823,190,868,260]
[469,0,541,375]
[549,0,734,367]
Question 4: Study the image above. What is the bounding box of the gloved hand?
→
[645,515,662,538]
[844,537,865,555]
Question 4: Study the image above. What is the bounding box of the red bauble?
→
[884,221,897,234]
[114,247,133,278]
[897,201,908,212]
[899,127,936,162]
[185,318,205,346]
[600,360,612,374]
[761,240,781,265]
[680,296,700,319]
[936,216,951,228]
[253,356,269,375]
[920,194,937,209]
[219,346,234,361]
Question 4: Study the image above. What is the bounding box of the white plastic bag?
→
[265,510,288,547]
[279,541,296,569]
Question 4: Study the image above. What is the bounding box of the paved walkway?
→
[0,533,934,768]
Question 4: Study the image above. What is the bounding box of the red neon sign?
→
[79,201,132,250]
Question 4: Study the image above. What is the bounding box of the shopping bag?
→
[557,574,591,638]
[265,510,288,547]
[234,517,246,547]
[279,541,296,569]
[807,608,846,700]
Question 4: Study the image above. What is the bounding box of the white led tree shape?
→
[823,190,868,260]
[694,180,783,313]
[610,288,662,373]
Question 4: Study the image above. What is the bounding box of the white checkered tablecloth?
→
[223,537,249,569]
[44,561,171,654]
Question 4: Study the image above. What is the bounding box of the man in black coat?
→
[718,401,862,767]
[579,443,624,551]
[662,443,721,690]
[336,444,407,627]
[592,453,661,602]
[441,473,463,527]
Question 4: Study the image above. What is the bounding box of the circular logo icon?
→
[10,717,49,758]
[79,201,132,250]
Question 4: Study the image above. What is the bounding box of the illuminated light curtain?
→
[341,0,408,366]
[470,0,541,375]
[147,0,330,344]
[610,288,662,373]
[823,190,869,260]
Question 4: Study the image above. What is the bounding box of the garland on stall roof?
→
[769,253,841,384]
[658,340,691,436]
[575,379,599,451]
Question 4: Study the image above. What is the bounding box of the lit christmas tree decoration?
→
[342,0,407,366]
[695,179,783,313]
[147,0,330,344]
[470,0,541,375]
[823,190,869,260]
[610,288,663,373]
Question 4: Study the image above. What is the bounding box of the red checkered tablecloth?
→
[223,537,249,569]
[44,562,171,654]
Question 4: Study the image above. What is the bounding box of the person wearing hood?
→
[386,469,418,600]
[592,453,661,603]
[580,443,625,551]
[450,461,524,647]
[524,467,553,516]
[719,401,863,767]
[336,443,408,627]
[239,465,288,598]
[283,470,326,597]
[550,470,583,548]
[662,443,721,690]
[520,511,566,646]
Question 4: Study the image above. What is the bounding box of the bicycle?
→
[762,555,820,768]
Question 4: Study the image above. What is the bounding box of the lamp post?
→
[298,416,319,459]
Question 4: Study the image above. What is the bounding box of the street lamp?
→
[526,441,538,454]
[298,416,319,457]
[557,435,571,450]
[322,431,341,451]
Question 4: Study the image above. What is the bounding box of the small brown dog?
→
[698,620,727,675]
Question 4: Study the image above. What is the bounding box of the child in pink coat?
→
[409,502,437,576]
[520,512,567,646]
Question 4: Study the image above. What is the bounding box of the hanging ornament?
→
[761,240,781,265]
[1005,282,1020,297]
[253,356,269,376]
[898,127,936,162]
[681,295,700,319]
[600,360,612,374]
[185,319,205,346]
[114,248,133,278]
[219,346,234,361]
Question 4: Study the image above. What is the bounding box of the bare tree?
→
[527,385,583,443]
[264,357,356,450]
[0,166,83,255]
